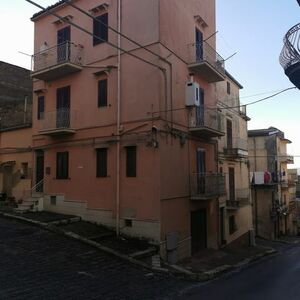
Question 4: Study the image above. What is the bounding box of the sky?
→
[0,0,299,167]
[216,0,300,168]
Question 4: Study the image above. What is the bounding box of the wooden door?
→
[191,209,207,254]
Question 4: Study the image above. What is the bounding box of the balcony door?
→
[226,119,233,149]
[196,149,206,194]
[35,150,44,193]
[56,86,70,128]
[195,88,204,126]
[229,167,235,201]
[195,29,203,61]
[57,26,71,62]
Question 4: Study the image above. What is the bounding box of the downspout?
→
[116,0,121,236]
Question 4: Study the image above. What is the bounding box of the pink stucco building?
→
[30,0,249,259]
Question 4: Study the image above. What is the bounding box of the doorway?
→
[229,167,235,201]
[195,28,203,61]
[191,209,207,254]
[220,207,225,245]
[57,26,71,62]
[56,86,70,128]
[196,149,206,194]
[35,151,44,192]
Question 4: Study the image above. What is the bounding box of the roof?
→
[225,71,243,89]
[248,127,283,137]
[248,127,291,142]
[0,61,30,72]
[31,0,74,21]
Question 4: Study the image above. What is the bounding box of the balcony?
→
[279,153,294,164]
[31,42,83,81]
[236,188,250,205]
[38,109,77,136]
[189,106,224,138]
[251,171,277,188]
[226,188,250,210]
[191,173,225,200]
[280,180,289,189]
[279,23,300,89]
[223,138,248,159]
[187,42,225,83]
[226,200,240,210]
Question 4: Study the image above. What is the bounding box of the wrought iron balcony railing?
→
[189,106,224,138]
[31,42,84,81]
[187,42,225,82]
[38,109,77,136]
[191,173,225,200]
[279,23,300,89]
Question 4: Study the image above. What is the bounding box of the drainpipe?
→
[116,0,121,236]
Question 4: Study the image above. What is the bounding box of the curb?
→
[166,247,278,282]
[273,239,300,245]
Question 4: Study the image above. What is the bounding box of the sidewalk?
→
[171,243,276,280]
[0,210,279,281]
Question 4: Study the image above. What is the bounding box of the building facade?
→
[248,127,294,239]
[0,62,33,202]
[216,73,253,246]
[30,0,252,259]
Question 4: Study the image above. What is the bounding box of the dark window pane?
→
[229,215,236,234]
[37,96,45,120]
[93,13,108,46]
[126,146,136,177]
[96,148,107,177]
[98,79,108,107]
[56,152,69,179]
[227,82,231,95]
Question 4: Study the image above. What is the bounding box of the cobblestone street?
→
[0,217,189,299]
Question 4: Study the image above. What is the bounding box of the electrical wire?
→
[149,86,297,115]
[26,0,165,71]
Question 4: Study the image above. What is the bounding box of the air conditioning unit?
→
[186,82,200,107]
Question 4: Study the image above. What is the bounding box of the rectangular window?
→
[98,79,108,107]
[37,96,45,120]
[229,215,237,235]
[93,13,108,46]
[56,152,69,179]
[227,82,231,95]
[126,146,136,177]
[96,148,107,177]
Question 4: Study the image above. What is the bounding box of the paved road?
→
[0,217,188,299]
[2,216,300,300]
[177,241,300,300]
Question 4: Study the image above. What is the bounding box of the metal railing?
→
[190,106,222,132]
[23,179,44,200]
[280,23,300,70]
[187,41,225,76]
[191,173,225,198]
[39,109,77,132]
[32,42,84,73]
